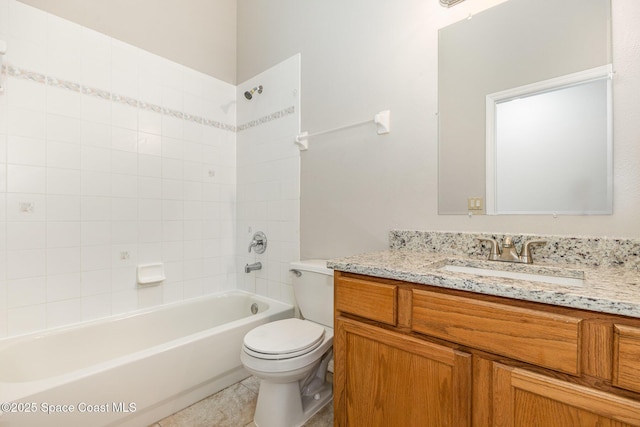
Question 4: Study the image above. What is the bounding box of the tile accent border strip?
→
[1,64,296,134]
[236,106,296,132]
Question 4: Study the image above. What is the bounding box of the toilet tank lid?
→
[290,259,333,276]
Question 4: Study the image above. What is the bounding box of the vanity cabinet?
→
[493,363,640,426]
[614,325,640,394]
[411,289,583,374]
[334,275,472,426]
[335,317,471,426]
[333,271,640,427]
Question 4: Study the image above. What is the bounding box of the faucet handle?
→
[478,238,501,261]
[520,240,547,264]
[248,231,267,254]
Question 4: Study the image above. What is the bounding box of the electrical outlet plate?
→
[467,197,483,211]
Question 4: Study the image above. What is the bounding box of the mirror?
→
[438,0,612,215]
[486,66,612,214]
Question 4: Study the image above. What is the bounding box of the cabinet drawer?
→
[335,276,397,326]
[412,289,583,374]
[614,324,640,393]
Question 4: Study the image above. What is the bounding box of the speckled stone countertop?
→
[328,230,640,319]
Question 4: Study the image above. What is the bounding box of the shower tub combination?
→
[0,291,293,427]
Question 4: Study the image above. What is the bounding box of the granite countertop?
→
[328,249,640,319]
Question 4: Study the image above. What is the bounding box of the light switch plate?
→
[467,197,483,211]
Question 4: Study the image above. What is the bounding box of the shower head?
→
[244,85,263,100]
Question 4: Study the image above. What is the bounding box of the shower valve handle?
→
[248,231,267,254]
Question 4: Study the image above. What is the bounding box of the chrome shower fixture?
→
[244,85,263,100]
[440,0,466,7]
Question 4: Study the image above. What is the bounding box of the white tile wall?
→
[0,0,238,337]
[236,55,301,306]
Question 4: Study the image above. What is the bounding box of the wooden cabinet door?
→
[493,363,640,427]
[614,324,640,394]
[334,317,471,427]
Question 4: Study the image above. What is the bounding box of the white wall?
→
[0,0,237,337]
[236,55,301,305]
[17,0,237,83]
[237,0,640,259]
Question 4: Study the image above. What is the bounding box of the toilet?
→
[240,259,334,427]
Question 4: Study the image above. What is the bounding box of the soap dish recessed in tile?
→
[137,263,166,285]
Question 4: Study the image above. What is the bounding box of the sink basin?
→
[440,264,585,286]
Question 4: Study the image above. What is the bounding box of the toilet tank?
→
[290,260,334,328]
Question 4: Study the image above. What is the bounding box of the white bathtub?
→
[0,291,294,427]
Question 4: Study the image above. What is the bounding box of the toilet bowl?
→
[240,260,334,427]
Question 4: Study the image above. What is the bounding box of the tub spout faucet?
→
[245,262,262,273]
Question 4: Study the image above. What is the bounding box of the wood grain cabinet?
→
[614,325,640,394]
[411,288,583,375]
[493,363,640,426]
[333,271,640,427]
[334,317,471,426]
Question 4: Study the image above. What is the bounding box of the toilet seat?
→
[243,318,325,360]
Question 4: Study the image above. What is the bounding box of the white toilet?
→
[240,259,334,427]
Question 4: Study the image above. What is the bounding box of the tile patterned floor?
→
[149,376,334,427]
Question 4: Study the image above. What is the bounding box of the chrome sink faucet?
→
[478,236,546,264]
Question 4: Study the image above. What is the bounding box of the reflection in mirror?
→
[437,0,612,215]
[486,66,613,215]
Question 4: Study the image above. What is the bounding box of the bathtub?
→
[0,290,294,427]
